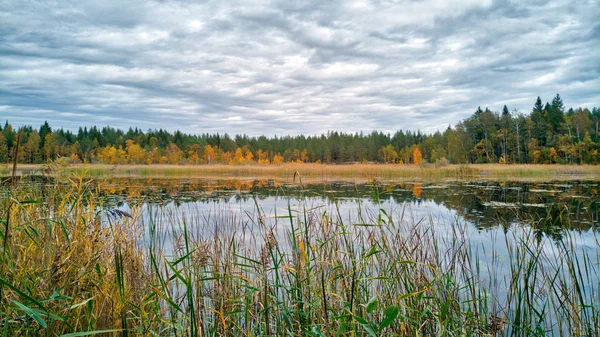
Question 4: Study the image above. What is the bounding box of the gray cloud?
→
[0,0,598,136]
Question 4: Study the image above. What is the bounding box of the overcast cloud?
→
[1,0,598,136]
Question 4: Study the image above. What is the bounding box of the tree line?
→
[1,94,599,165]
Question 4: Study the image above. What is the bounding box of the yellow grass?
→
[9,163,600,182]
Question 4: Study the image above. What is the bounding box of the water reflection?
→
[93,178,599,234]
[3,176,598,236]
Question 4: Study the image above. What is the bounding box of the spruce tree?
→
[551,94,565,113]
[531,99,547,145]
[533,96,544,113]
[548,94,565,134]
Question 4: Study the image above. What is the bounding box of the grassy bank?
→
[9,163,600,182]
[1,172,599,336]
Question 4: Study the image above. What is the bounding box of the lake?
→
[3,175,599,335]
[98,177,600,230]
[104,177,600,335]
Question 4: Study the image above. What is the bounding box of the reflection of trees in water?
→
[106,179,600,234]
[9,176,598,236]
[431,182,598,233]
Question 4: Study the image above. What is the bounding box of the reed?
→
[11,163,600,182]
[1,172,598,336]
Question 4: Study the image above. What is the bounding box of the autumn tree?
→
[219,149,233,164]
[231,147,245,164]
[204,145,215,164]
[256,149,270,164]
[272,153,284,164]
[23,130,41,163]
[69,141,82,162]
[413,146,423,164]
[166,143,183,164]
[300,149,309,163]
[378,144,398,163]
[243,146,254,162]
[569,108,592,140]
[43,133,58,161]
[187,144,203,164]
[98,145,119,164]
[126,139,147,164]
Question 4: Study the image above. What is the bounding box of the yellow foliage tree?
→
[204,145,215,164]
[116,146,127,164]
[256,149,270,164]
[231,147,245,164]
[188,151,199,164]
[378,144,398,163]
[219,150,233,164]
[126,139,147,164]
[272,153,284,164]
[98,145,118,164]
[149,147,162,164]
[187,144,202,164]
[166,143,183,164]
[42,133,58,161]
[243,147,254,162]
[413,147,423,165]
[300,149,309,163]
[291,149,301,162]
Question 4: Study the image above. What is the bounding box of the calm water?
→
[111,177,597,335]
[99,178,600,231]
[6,175,599,239]
[99,178,600,272]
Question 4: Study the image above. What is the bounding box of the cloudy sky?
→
[1,0,598,136]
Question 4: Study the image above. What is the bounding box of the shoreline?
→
[5,163,600,183]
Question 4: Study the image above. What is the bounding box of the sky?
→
[1,0,599,137]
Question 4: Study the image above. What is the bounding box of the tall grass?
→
[1,172,598,335]
[11,163,600,182]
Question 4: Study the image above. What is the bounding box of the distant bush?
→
[56,156,72,167]
[436,157,450,167]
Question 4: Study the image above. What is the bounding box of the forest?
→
[2,94,599,165]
